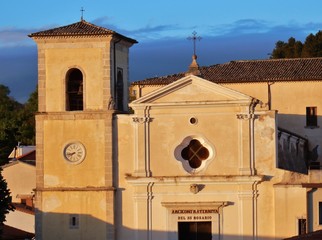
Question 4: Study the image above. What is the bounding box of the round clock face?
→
[63,142,86,164]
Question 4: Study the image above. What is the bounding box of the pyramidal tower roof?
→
[29,19,137,43]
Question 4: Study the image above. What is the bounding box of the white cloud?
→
[0,28,32,47]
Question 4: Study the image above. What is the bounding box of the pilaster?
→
[132,116,153,177]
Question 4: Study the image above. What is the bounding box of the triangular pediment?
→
[130,75,255,107]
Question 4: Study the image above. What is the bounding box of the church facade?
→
[29,20,322,240]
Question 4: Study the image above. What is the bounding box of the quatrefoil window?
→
[174,136,214,174]
[181,139,209,168]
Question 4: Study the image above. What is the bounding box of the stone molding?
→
[126,175,264,185]
[36,187,115,192]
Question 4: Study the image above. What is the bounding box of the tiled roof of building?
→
[29,20,137,43]
[2,151,36,168]
[284,230,322,240]
[132,58,322,86]
[17,150,36,166]
[13,203,34,215]
[2,225,34,240]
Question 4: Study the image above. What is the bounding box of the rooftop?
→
[132,58,322,86]
[284,230,322,240]
[29,20,137,43]
[2,224,34,240]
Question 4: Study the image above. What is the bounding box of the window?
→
[66,68,83,111]
[178,221,211,240]
[189,117,198,125]
[175,136,214,174]
[181,139,210,169]
[69,214,79,229]
[319,202,322,225]
[116,68,124,111]
[298,218,306,235]
[306,107,317,127]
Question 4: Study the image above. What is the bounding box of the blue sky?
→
[1,0,322,102]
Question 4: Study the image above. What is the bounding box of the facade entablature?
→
[126,175,265,186]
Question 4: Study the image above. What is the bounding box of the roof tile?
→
[132,58,322,86]
[283,230,322,239]
[29,20,137,43]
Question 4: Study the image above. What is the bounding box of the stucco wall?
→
[116,77,282,239]
[2,162,35,203]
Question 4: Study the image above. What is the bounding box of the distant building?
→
[29,19,322,239]
[2,145,35,238]
[8,145,35,160]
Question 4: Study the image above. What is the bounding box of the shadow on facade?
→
[276,114,322,174]
[35,210,296,240]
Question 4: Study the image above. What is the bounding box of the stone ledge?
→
[36,186,115,192]
[126,175,264,185]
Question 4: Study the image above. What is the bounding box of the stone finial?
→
[185,54,201,76]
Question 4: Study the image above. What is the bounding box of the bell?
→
[77,82,83,95]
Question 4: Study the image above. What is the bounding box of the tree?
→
[271,37,303,59]
[0,85,22,163]
[0,169,14,236]
[302,31,322,57]
[270,31,322,59]
[0,85,37,164]
[16,88,37,146]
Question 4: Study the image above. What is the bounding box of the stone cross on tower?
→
[80,7,85,21]
[186,31,202,76]
[187,31,202,57]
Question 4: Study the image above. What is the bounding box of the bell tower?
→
[29,20,136,239]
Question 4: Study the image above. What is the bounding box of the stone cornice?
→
[126,175,264,186]
[36,110,115,120]
[36,186,115,192]
[131,100,252,110]
[161,201,230,209]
